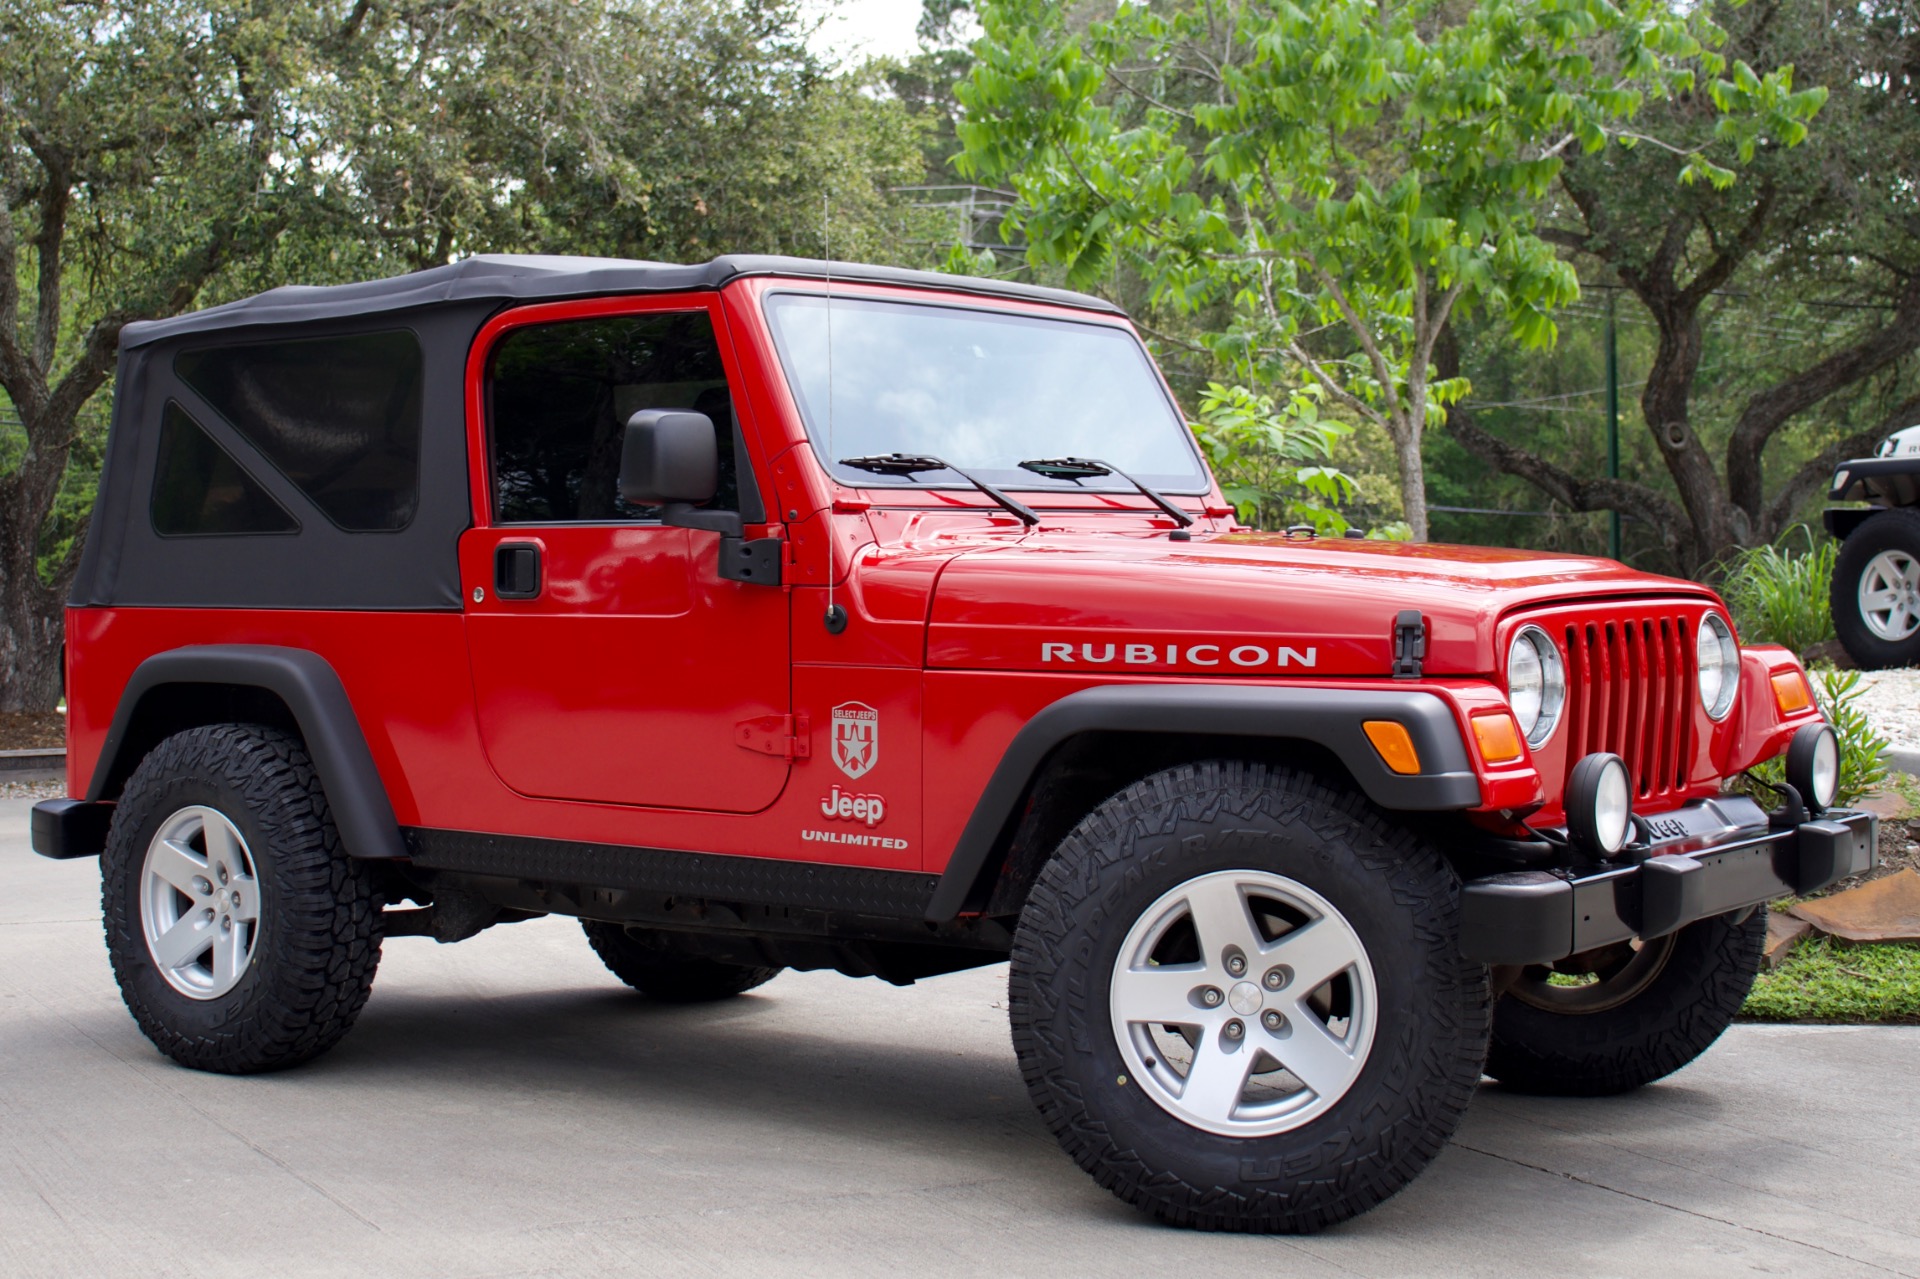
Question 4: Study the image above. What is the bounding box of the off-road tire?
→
[1832,507,1920,668]
[1484,908,1765,1097]
[582,921,780,1002]
[1010,760,1490,1233]
[101,724,384,1073]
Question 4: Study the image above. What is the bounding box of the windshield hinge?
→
[1392,610,1426,679]
[735,713,811,761]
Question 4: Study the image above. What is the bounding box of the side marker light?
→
[1363,721,1421,775]
[1471,712,1525,765]
[1771,671,1812,715]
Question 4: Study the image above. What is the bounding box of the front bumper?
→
[1460,796,1877,965]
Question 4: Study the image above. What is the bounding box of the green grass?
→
[1743,936,1920,1023]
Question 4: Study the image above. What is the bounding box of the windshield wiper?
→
[838,454,1040,526]
[1018,457,1194,528]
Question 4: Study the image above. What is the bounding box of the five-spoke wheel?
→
[1011,760,1489,1233]
[1833,509,1920,667]
[102,723,383,1073]
[140,805,261,999]
[1856,548,1920,642]
[1109,870,1374,1137]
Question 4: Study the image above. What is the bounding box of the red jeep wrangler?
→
[33,255,1873,1232]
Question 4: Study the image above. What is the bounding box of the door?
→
[461,296,791,812]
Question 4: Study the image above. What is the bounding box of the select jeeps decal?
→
[1041,641,1318,669]
[830,701,879,779]
[820,785,885,827]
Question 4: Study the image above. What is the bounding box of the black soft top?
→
[121,254,1122,349]
[78,255,1123,614]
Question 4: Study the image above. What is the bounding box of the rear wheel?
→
[1832,508,1920,668]
[1484,909,1764,1097]
[101,724,384,1073]
[1010,761,1490,1233]
[582,921,780,1002]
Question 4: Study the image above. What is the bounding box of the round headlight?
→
[1696,613,1739,721]
[1567,753,1634,856]
[1786,723,1841,813]
[1506,626,1567,747]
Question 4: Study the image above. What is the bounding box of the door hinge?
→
[735,713,811,760]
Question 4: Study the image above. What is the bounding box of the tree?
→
[0,0,921,712]
[1445,0,1920,575]
[954,0,1823,540]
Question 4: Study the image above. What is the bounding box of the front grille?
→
[1561,614,1694,806]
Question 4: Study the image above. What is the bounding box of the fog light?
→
[1785,723,1840,815]
[1567,753,1633,856]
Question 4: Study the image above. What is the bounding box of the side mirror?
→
[619,409,718,507]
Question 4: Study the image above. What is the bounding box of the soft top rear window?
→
[175,329,423,532]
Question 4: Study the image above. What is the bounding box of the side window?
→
[175,330,424,532]
[486,311,739,523]
[150,402,300,536]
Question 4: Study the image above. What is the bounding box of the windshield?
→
[762,293,1209,494]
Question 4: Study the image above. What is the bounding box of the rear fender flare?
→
[88,644,405,860]
[924,683,1481,921]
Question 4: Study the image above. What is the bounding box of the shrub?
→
[1719,532,1837,656]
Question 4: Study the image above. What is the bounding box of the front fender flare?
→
[87,644,406,861]
[924,683,1481,921]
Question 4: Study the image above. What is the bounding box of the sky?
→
[804,0,926,64]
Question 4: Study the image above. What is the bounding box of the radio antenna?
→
[822,192,847,635]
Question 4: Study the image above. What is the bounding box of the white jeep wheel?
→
[1857,548,1920,641]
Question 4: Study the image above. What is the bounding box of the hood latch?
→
[1392,610,1426,679]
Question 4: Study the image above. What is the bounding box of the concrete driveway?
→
[3,796,1915,1279]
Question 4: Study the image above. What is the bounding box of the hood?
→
[922,530,1715,676]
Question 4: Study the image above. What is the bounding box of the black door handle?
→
[494,542,542,600]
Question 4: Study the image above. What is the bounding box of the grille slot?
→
[1562,616,1692,804]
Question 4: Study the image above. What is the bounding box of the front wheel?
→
[1010,761,1490,1233]
[1832,508,1920,668]
[1484,909,1764,1097]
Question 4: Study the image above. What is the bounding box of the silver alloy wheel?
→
[140,805,261,1000]
[1858,549,1920,641]
[1108,869,1377,1138]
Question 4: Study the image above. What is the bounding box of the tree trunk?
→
[0,586,64,712]
[1394,422,1429,542]
[1637,313,1739,576]
[0,386,87,713]
[0,504,67,712]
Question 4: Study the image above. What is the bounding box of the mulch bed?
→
[0,712,64,751]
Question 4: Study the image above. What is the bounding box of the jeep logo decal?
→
[1040,642,1318,668]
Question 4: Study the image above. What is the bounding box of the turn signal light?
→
[1772,671,1812,714]
[1471,712,1525,765]
[1363,720,1421,775]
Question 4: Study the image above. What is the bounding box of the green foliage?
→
[1441,4,1919,577]
[0,0,933,709]
[1191,383,1354,532]
[1814,668,1893,808]
[954,0,1821,539]
[1744,934,1920,1024]
[1720,533,1838,657]
[1741,668,1889,809]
